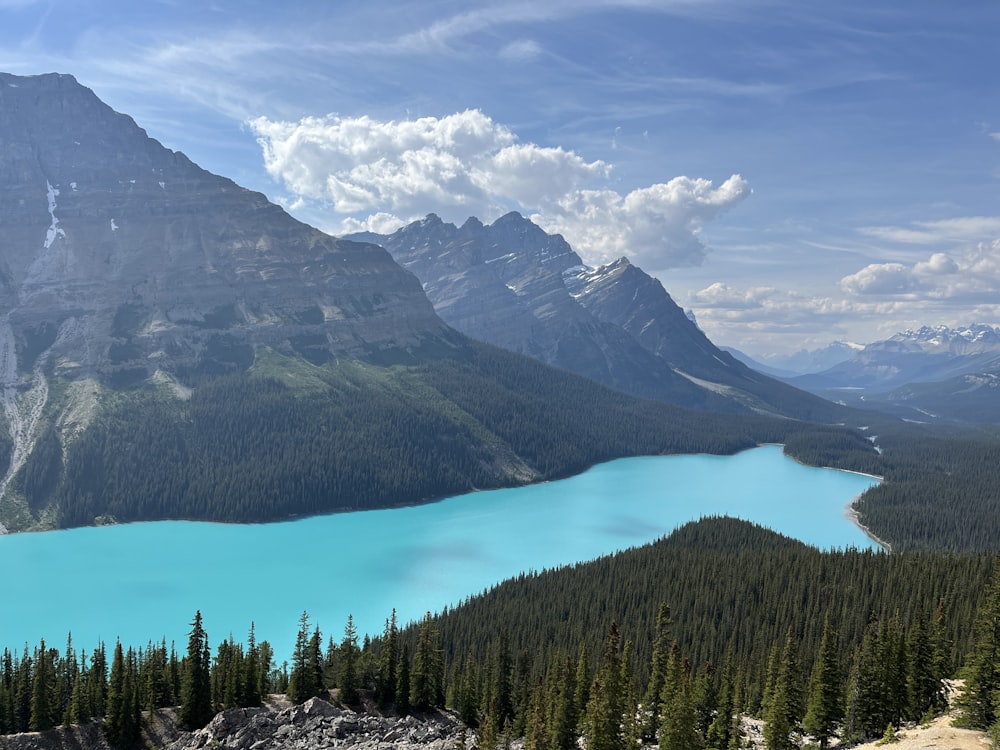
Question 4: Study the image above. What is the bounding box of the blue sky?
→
[2,0,999,356]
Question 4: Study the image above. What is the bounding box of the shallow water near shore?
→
[0,445,878,655]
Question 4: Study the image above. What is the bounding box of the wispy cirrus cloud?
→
[859,216,1000,245]
[250,109,750,270]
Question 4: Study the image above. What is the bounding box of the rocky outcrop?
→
[0,700,468,750]
[164,699,467,750]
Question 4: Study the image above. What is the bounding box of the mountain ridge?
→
[351,213,853,423]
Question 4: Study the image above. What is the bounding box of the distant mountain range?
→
[724,342,863,378]
[743,325,1000,423]
[349,214,848,423]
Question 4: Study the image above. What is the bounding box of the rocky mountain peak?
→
[0,71,451,386]
[353,214,846,420]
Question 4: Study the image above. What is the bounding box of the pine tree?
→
[396,643,411,716]
[287,611,320,704]
[179,610,213,730]
[803,616,843,749]
[339,615,360,705]
[659,663,701,750]
[764,630,803,750]
[457,651,481,728]
[583,622,625,750]
[642,604,673,742]
[549,654,579,750]
[245,624,262,707]
[411,613,444,711]
[573,643,591,727]
[29,640,54,732]
[376,610,399,707]
[959,559,1000,729]
[104,642,127,747]
[906,609,938,721]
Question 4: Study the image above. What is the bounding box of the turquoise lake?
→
[0,445,879,658]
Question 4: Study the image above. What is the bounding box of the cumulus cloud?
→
[841,240,1000,301]
[250,109,749,269]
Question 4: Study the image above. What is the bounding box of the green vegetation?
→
[852,421,1000,552]
[12,341,879,530]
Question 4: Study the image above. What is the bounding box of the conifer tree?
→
[573,643,591,727]
[376,610,399,707]
[179,610,213,730]
[411,613,444,710]
[245,624,262,707]
[457,651,481,727]
[287,611,320,704]
[104,642,127,747]
[396,643,411,716]
[803,616,843,749]
[583,622,624,750]
[339,615,360,705]
[548,654,579,750]
[705,663,734,750]
[659,663,701,750]
[643,604,672,742]
[524,678,548,750]
[764,630,803,750]
[29,640,53,732]
[906,609,938,721]
[959,560,1000,729]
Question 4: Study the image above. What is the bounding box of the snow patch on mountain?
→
[44,181,65,249]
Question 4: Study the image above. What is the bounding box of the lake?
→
[0,445,879,658]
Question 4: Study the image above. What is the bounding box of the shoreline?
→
[844,500,892,553]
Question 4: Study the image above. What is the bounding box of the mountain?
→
[851,365,1000,423]
[351,214,850,422]
[782,325,1000,423]
[0,71,452,378]
[724,341,861,377]
[0,72,826,532]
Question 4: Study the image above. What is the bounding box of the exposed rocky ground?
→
[0,697,468,750]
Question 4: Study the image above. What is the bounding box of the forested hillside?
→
[850,421,1000,552]
[7,341,878,531]
[3,518,996,749]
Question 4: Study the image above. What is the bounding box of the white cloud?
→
[841,240,1000,301]
[499,39,543,62]
[859,216,1000,245]
[991,132,1000,142]
[250,110,749,269]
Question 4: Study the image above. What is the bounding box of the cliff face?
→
[0,72,451,385]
